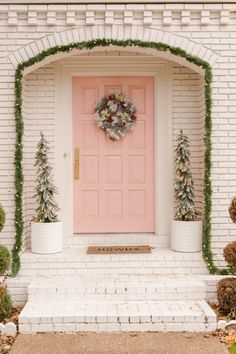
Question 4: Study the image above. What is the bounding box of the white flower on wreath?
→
[100,109,110,121]
[107,100,118,112]
[120,112,131,122]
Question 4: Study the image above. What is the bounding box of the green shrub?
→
[0,204,5,232]
[0,245,11,276]
[230,343,236,354]
[229,196,236,223]
[0,285,12,321]
[217,278,236,315]
[224,242,236,269]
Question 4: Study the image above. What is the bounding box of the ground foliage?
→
[217,278,236,316]
[0,246,11,277]
[224,242,236,270]
[0,306,22,354]
[0,204,5,232]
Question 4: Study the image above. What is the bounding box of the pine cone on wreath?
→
[229,196,236,223]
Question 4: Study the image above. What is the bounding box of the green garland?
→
[12,38,234,276]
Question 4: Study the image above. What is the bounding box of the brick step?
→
[27,278,206,301]
[65,233,159,247]
[19,299,217,333]
[18,248,208,277]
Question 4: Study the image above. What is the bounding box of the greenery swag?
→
[12,38,234,276]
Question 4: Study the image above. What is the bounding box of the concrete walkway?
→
[10,333,229,354]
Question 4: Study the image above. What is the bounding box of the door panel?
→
[73,77,154,233]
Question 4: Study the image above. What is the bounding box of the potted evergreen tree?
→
[171,130,202,252]
[31,132,62,254]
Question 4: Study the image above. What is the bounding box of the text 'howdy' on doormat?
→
[87,245,152,254]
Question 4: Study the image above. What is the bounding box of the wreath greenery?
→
[95,92,137,141]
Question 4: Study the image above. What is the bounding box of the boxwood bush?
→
[0,245,11,276]
[217,278,236,315]
[0,286,12,321]
[224,242,236,269]
[0,204,5,232]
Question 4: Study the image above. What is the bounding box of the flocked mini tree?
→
[33,132,59,223]
[174,130,199,221]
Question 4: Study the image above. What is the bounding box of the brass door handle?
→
[74,148,80,180]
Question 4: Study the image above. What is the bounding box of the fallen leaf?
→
[3,344,11,351]
[223,335,236,345]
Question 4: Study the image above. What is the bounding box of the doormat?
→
[87,245,152,254]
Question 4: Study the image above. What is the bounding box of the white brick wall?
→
[0,3,235,267]
[172,65,205,215]
[22,66,56,250]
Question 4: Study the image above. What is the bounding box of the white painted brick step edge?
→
[4,274,227,306]
[19,300,217,333]
[21,248,206,262]
[19,248,208,276]
[27,278,206,301]
[28,278,206,292]
[65,233,159,247]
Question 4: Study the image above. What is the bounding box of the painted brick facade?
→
[23,65,56,250]
[0,3,235,266]
[172,64,205,216]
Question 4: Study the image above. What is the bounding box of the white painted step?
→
[19,248,208,277]
[19,299,217,333]
[27,277,206,301]
[65,233,159,247]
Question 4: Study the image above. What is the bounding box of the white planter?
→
[171,220,202,253]
[31,221,63,254]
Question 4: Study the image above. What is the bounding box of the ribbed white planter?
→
[171,220,202,253]
[31,221,63,254]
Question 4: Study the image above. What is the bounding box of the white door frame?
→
[55,55,172,246]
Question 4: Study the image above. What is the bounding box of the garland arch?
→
[12,38,233,276]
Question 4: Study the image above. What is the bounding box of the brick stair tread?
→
[28,278,205,293]
[19,300,217,333]
[65,233,160,247]
[28,277,205,287]
[20,300,216,323]
[21,247,206,261]
[18,248,208,277]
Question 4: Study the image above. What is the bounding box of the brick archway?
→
[10,25,217,276]
[8,25,218,75]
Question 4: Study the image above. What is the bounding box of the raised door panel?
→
[104,155,123,184]
[128,155,145,184]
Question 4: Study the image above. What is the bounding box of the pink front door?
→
[72,77,154,233]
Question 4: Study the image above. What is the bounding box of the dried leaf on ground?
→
[0,306,22,353]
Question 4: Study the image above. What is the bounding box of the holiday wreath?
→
[95,93,137,141]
